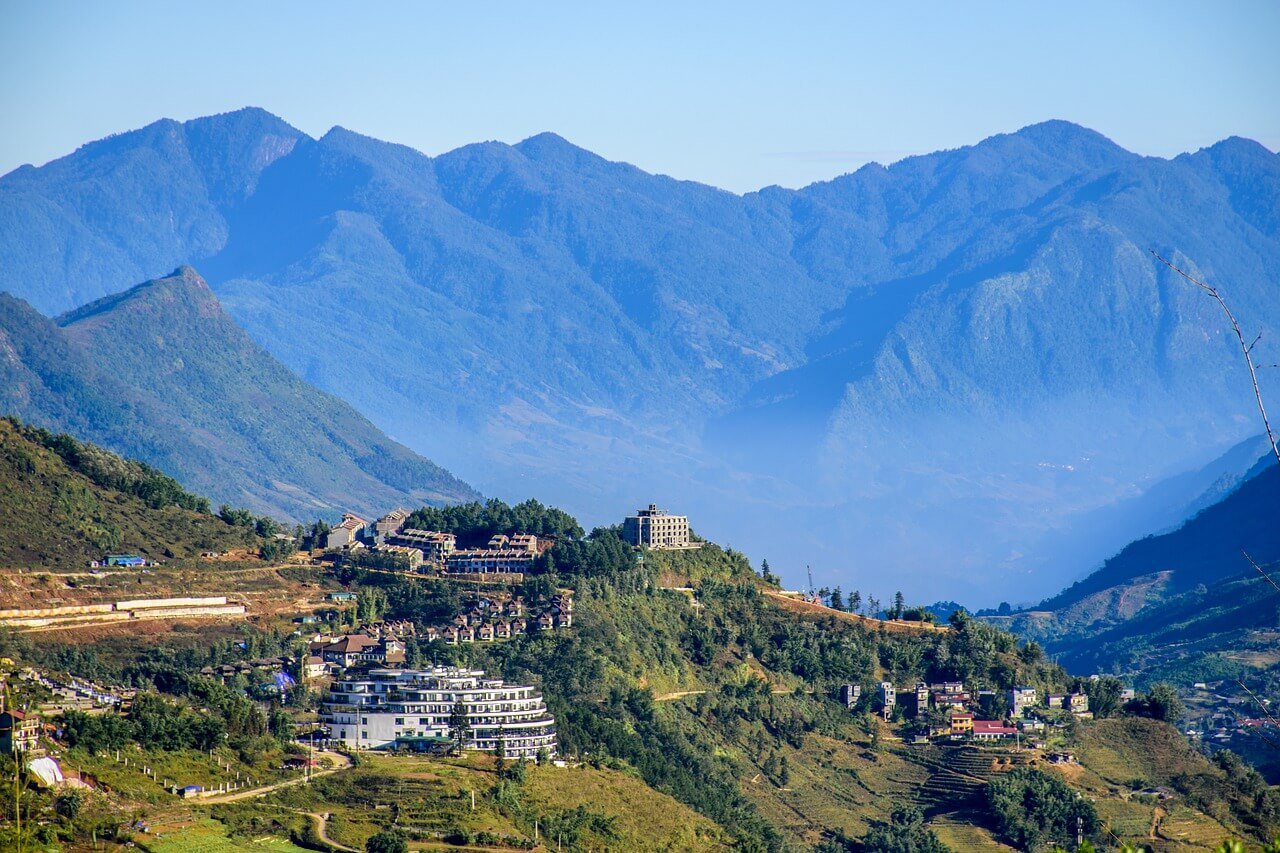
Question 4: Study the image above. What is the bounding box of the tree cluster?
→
[407,498,583,545]
[986,768,1098,850]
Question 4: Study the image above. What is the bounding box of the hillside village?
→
[1,488,1277,852]
[0,501,694,765]
[859,677,1125,747]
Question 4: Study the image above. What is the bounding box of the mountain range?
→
[0,266,477,520]
[2,107,1278,601]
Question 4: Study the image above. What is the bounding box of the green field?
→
[136,819,312,853]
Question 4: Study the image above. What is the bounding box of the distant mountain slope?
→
[0,108,303,313]
[2,109,1278,601]
[0,417,256,568]
[1042,457,1279,610]
[1,267,476,520]
[994,454,1280,676]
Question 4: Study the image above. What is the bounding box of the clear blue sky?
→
[2,1,1277,192]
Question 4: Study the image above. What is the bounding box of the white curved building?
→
[320,667,557,758]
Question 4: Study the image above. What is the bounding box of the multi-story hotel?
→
[621,504,691,549]
[320,667,557,758]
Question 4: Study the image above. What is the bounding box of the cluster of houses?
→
[199,655,301,683]
[1,664,145,755]
[304,622,413,676]
[24,667,133,716]
[1183,680,1277,752]
[323,510,548,575]
[300,592,574,678]
[848,680,1098,744]
[422,592,573,645]
[324,502,698,576]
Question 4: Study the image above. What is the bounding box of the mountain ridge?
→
[2,109,1277,601]
[1,265,477,521]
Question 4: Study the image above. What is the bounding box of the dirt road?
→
[763,590,950,633]
[200,750,351,803]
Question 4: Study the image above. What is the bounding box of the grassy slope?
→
[0,417,255,568]
[138,819,313,853]
[456,545,1270,849]
[256,752,727,852]
[1070,718,1239,850]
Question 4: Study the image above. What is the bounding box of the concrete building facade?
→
[622,504,691,549]
[320,667,557,758]
[1007,686,1038,717]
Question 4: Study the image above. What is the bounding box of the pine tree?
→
[893,590,905,620]
[448,700,472,755]
[850,590,861,614]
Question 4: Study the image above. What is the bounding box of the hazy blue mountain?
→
[0,108,303,313]
[2,109,1277,602]
[0,266,476,519]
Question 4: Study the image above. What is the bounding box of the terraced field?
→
[1156,806,1233,849]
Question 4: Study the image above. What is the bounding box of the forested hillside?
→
[0,266,476,521]
[0,417,258,567]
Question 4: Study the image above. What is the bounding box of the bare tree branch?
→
[1151,250,1280,469]
[1228,676,1280,753]
[1242,550,1280,596]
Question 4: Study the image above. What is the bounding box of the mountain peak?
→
[995,119,1130,162]
[56,266,220,328]
[1199,135,1277,161]
[514,131,604,167]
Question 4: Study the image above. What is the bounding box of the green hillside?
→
[4,493,1275,850]
[0,266,477,521]
[336,543,1279,850]
[0,416,257,568]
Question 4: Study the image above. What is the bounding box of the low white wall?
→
[115,596,227,611]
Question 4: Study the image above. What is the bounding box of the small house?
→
[0,710,40,753]
[948,712,973,736]
[972,720,1017,741]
